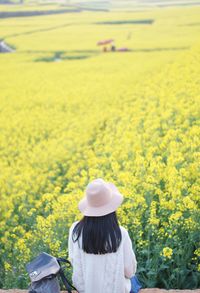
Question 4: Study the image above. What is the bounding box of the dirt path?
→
[0,289,200,293]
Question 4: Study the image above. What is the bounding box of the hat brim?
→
[78,182,124,217]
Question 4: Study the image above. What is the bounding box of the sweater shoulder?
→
[119,225,129,238]
[72,220,79,227]
[119,225,128,233]
[69,220,79,233]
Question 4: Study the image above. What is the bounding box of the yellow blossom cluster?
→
[161,247,173,259]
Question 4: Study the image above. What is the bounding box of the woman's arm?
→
[123,229,137,278]
[68,223,75,266]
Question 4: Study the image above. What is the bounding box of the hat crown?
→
[86,178,112,207]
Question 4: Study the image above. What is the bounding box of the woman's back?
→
[68,220,137,293]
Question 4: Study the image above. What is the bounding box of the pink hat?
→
[78,178,124,217]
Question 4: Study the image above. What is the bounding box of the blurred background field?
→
[0,0,200,290]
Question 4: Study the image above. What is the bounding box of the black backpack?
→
[26,252,78,293]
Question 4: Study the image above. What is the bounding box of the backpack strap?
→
[57,257,72,267]
[57,258,79,292]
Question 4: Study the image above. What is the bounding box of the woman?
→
[68,178,140,293]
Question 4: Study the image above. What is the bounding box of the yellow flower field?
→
[0,3,200,289]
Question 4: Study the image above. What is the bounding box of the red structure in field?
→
[97,39,129,52]
[97,39,115,52]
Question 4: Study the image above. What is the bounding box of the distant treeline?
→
[0,8,80,18]
[96,19,154,25]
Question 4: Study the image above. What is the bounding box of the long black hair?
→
[72,211,122,254]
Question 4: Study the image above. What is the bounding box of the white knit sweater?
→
[68,221,137,293]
